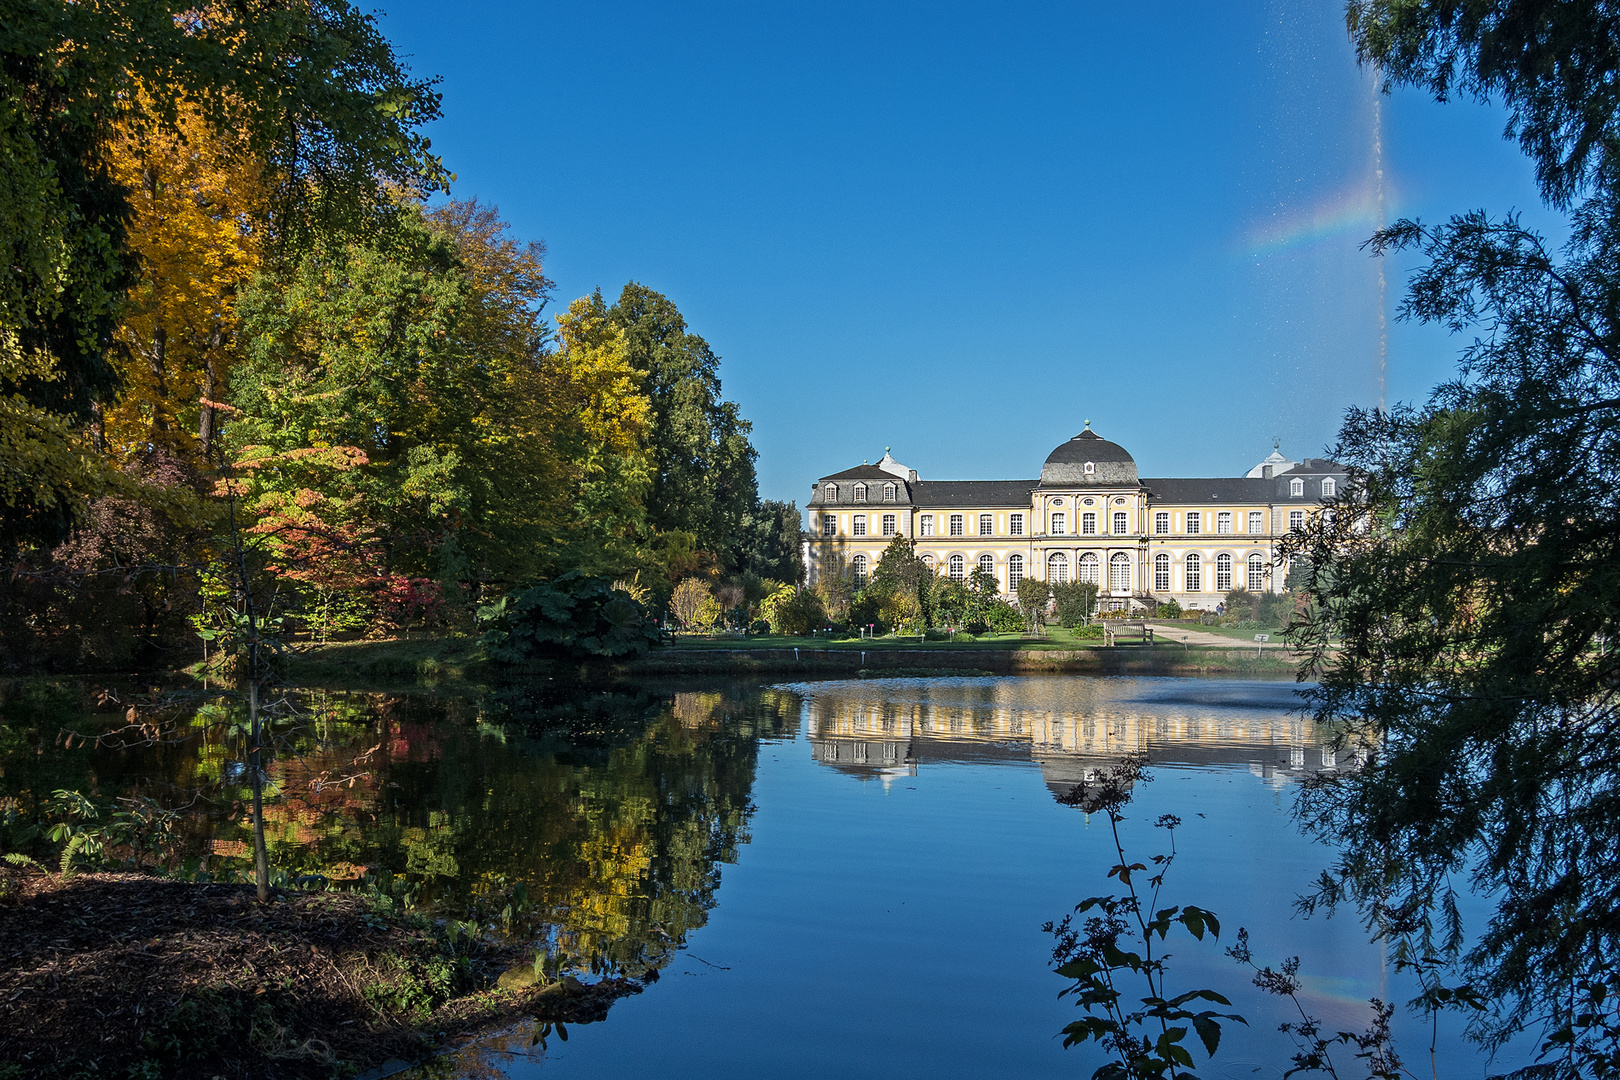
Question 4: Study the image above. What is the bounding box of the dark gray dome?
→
[1041,428,1138,486]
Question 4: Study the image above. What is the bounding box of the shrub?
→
[987,600,1025,633]
[478,572,662,661]
[1155,598,1182,619]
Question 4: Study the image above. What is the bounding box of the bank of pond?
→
[0,675,1518,1079]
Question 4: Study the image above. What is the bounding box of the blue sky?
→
[373,0,1554,506]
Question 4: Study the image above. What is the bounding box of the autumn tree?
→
[0,0,446,555]
[102,103,267,463]
[669,578,714,630]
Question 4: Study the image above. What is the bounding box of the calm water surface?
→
[412,676,1513,1080]
[7,674,1520,1077]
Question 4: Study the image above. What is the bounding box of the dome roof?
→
[1041,426,1138,486]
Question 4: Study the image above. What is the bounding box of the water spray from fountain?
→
[1372,66,1387,413]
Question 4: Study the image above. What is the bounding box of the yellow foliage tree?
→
[103,103,267,462]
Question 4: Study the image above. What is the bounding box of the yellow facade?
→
[805,429,1344,610]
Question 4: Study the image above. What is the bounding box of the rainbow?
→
[1243,175,1392,255]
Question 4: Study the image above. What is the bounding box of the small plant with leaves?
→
[1046,753,1244,1079]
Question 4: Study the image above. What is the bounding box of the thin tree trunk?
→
[198,327,222,458]
[149,327,169,434]
[91,401,105,453]
[249,658,269,902]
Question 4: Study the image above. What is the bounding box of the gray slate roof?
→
[911,480,1038,508]
[1141,477,1275,503]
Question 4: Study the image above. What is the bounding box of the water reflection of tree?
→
[207,685,795,977]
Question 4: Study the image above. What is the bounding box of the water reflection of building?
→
[798,679,1366,796]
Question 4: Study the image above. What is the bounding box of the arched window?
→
[1077,552,1099,583]
[1215,552,1232,592]
[1154,552,1171,592]
[1247,553,1266,592]
[1290,477,1304,497]
[1083,461,1096,475]
[948,554,965,582]
[823,483,838,502]
[854,483,868,503]
[852,554,868,587]
[1110,552,1131,593]
[978,553,995,580]
[1008,554,1024,589]
[1048,552,1069,584]
[922,553,936,570]
[1185,553,1202,591]
[1321,477,1336,498]
[883,483,896,502]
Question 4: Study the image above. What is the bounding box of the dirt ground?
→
[0,869,640,1080]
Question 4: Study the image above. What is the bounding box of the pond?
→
[4,675,1518,1078]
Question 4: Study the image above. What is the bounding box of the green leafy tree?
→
[1053,580,1099,628]
[1017,576,1051,636]
[736,499,804,584]
[1288,4,1620,1067]
[605,284,759,572]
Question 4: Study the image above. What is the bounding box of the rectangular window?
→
[852,514,866,537]
[1113,511,1128,534]
[949,513,964,536]
[1248,557,1266,592]
[1186,512,1201,535]
[882,513,896,536]
[854,486,867,503]
[1186,559,1202,591]
[1154,557,1170,592]
[1248,511,1263,534]
[920,514,934,537]
[1081,512,1097,535]
[1009,513,1024,536]
[1216,558,1232,592]
[883,485,896,502]
[1217,511,1232,535]
[1289,510,1306,532]
[1051,512,1066,535]
[979,513,993,536]
[822,515,836,537]
[1154,512,1170,535]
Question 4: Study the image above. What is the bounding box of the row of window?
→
[825,508,1314,538]
[822,481,898,504]
[845,550,1271,594]
[1291,477,1335,498]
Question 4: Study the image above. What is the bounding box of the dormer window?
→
[1321,477,1336,497]
[854,483,867,503]
[824,483,838,502]
[1084,462,1096,475]
[1290,478,1304,498]
[883,483,896,502]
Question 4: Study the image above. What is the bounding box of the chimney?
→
[1262,465,1273,479]
[908,470,918,483]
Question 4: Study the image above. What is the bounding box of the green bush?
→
[987,600,1025,633]
[478,571,663,661]
[1074,623,1104,639]
[1155,598,1181,619]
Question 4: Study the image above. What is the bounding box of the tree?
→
[736,499,804,585]
[812,541,852,624]
[1052,581,1099,628]
[1348,0,1620,211]
[1017,577,1050,636]
[102,102,267,463]
[1289,7,1620,1065]
[0,0,446,554]
[606,284,759,571]
[669,578,714,630]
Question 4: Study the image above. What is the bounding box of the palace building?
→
[804,425,1346,611]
